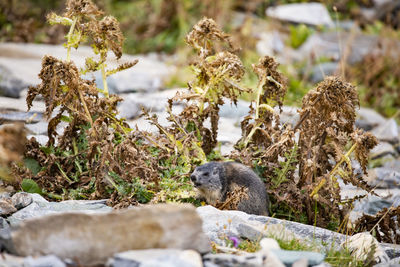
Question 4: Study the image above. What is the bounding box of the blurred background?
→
[2,0,399,118]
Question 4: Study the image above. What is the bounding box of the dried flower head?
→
[186,17,232,57]
[253,56,287,108]
[87,16,124,59]
[209,51,244,81]
[351,129,378,173]
[64,0,103,18]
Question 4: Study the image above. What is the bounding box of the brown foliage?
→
[355,206,400,244]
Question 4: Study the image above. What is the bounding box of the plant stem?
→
[101,63,109,97]
[66,16,78,62]
[310,142,357,198]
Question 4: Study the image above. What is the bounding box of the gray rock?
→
[203,253,264,267]
[219,100,250,120]
[196,206,400,259]
[0,253,25,267]
[0,43,175,95]
[352,194,400,216]
[24,255,66,267]
[298,32,379,64]
[11,192,33,210]
[25,121,49,135]
[9,204,210,265]
[366,168,400,189]
[0,199,17,216]
[112,249,202,267]
[370,142,397,159]
[309,62,339,83]
[197,205,344,248]
[0,96,45,113]
[374,256,400,267]
[0,111,43,123]
[357,107,387,130]
[270,249,325,266]
[256,31,285,56]
[372,119,399,144]
[276,105,300,127]
[7,196,111,226]
[0,217,9,230]
[118,89,179,120]
[27,135,49,146]
[383,160,400,173]
[266,3,334,27]
[344,232,390,264]
[0,65,28,98]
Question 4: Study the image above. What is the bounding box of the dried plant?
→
[355,206,400,244]
[146,17,248,163]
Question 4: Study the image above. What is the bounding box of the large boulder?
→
[5,204,210,265]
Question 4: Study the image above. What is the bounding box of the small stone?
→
[370,142,396,159]
[0,65,27,98]
[357,107,387,130]
[269,249,325,266]
[266,3,334,27]
[372,119,399,144]
[309,62,339,83]
[0,200,17,216]
[343,232,389,263]
[0,111,43,124]
[11,192,33,210]
[292,258,308,267]
[203,253,264,267]
[112,249,202,267]
[260,238,280,251]
[366,168,400,189]
[24,255,66,267]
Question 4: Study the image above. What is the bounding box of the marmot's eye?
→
[203,172,209,176]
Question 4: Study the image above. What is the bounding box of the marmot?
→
[190,161,269,216]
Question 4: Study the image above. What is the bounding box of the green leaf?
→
[21,179,42,194]
[23,158,41,176]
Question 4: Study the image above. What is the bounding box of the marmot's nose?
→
[190,174,197,182]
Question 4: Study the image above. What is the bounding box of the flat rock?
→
[357,107,387,130]
[256,31,285,56]
[196,206,400,259]
[309,62,339,83]
[370,142,396,159]
[372,119,399,144]
[7,195,111,226]
[203,253,265,267]
[11,193,32,210]
[0,96,45,114]
[366,168,400,189]
[0,43,175,94]
[0,111,43,123]
[9,204,210,265]
[266,3,334,27]
[112,249,202,267]
[298,32,379,64]
[0,65,28,98]
[0,253,25,267]
[24,255,66,267]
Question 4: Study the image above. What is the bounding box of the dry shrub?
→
[355,206,400,244]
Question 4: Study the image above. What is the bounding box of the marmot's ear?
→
[212,169,218,175]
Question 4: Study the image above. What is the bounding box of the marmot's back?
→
[191,161,269,216]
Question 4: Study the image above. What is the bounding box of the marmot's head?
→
[190,162,223,192]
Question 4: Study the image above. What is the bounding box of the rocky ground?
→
[1,2,400,266]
